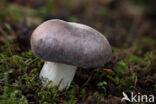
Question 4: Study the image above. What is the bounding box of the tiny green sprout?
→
[118,60,128,70]
[97,81,108,95]
[97,81,107,87]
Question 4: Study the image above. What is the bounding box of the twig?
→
[134,76,137,88]
[81,71,94,88]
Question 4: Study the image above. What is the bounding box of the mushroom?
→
[31,19,112,90]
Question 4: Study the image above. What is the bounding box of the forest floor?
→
[0,0,156,104]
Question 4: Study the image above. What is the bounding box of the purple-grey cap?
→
[31,19,112,68]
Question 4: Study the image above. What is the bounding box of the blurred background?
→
[0,0,156,104]
[0,0,156,49]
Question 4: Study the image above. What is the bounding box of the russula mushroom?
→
[31,19,112,90]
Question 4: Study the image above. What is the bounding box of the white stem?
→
[39,61,77,90]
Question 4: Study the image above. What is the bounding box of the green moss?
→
[0,72,28,104]
[87,92,106,104]
[38,87,59,104]
[0,1,155,103]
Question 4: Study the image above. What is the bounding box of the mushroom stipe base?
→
[39,61,77,90]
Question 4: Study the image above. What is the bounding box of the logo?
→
[121,92,155,103]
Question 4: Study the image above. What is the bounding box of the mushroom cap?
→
[31,19,112,68]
